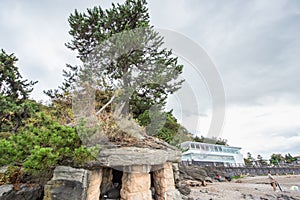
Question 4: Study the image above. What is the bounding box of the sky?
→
[1,0,300,159]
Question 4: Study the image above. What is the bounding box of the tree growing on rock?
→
[45,0,184,143]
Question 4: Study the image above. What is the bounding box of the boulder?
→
[0,184,43,200]
[43,166,90,200]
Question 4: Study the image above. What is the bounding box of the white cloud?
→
[222,102,300,158]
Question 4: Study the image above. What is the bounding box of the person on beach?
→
[268,171,277,191]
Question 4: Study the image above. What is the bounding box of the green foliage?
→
[269,153,283,166]
[45,0,185,145]
[231,175,242,180]
[244,152,254,167]
[285,153,297,163]
[72,145,99,166]
[0,139,17,166]
[23,146,59,174]
[154,112,180,143]
[0,112,97,177]
[0,49,37,133]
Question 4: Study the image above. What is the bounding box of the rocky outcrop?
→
[179,164,208,181]
[43,166,102,200]
[0,184,43,200]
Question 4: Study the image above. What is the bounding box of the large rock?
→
[44,166,101,200]
[0,184,43,200]
[0,185,13,197]
[179,164,208,181]
[94,147,181,170]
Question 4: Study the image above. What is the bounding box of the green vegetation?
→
[0,50,37,133]
[231,175,242,180]
[244,152,255,167]
[269,153,284,166]
[0,50,96,185]
[244,152,298,167]
[1,0,190,186]
[45,0,186,145]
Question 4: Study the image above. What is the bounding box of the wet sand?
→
[188,175,300,200]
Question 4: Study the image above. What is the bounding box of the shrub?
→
[0,112,98,183]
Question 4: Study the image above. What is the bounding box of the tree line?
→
[244,152,298,167]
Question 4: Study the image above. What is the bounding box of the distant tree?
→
[193,136,228,146]
[257,154,267,166]
[270,153,283,166]
[285,153,297,164]
[244,152,254,167]
[216,138,228,146]
[0,49,37,133]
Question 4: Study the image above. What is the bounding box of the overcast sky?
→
[1,0,300,159]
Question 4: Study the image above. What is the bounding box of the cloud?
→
[222,103,300,158]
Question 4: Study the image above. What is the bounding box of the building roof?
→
[181,141,242,150]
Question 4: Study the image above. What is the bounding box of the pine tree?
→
[46,0,184,136]
[0,49,37,133]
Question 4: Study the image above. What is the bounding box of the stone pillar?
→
[87,168,102,200]
[120,172,151,200]
[153,162,176,200]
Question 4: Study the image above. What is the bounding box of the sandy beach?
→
[188,175,300,200]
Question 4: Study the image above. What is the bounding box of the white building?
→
[181,141,245,167]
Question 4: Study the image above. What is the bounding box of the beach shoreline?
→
[187,175,300,200]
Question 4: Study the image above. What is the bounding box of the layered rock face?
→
[92,146,181,169]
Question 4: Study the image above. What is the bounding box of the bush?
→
[0,112,98,183]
